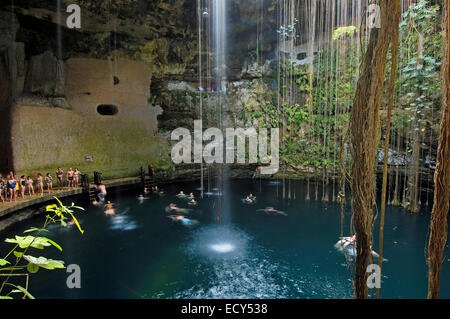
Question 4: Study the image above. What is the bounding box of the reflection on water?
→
[175,225,292,298]
[186,225,250,260]
[109,208,138,231]
[210,243,234,253]
[172,225,352,299]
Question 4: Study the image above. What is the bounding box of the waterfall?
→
[213,0,227,94]
[212,0,228,224]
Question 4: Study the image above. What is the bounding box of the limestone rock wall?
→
[11,57,169,179]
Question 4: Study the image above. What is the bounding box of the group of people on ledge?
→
[0,167,82,204]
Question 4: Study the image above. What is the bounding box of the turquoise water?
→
[1,179,449,299]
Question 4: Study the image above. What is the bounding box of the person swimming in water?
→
[168,215,193,225]
[188,198,197,206]
[341,234,356,249]
[176,191,186,198]
[167,203,191,214]
[104,201,115,215]
[257,207,287,216]
[335,234,387,261]
[242,196,254,204]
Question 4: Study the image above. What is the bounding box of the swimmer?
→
[105,209,115,216]
[168,203,191,214]
[335,235,388,261]
[143,187,150,194]
[187,192,195,200]
[188,199,197,206]
[167,215,193,226]
[176,191,186,198]
[242,196,254,204]
[257,207,287,216]
[137,194,146,200]
[335,235,357,250]
[67,219,75,226]
[104,201,115,215]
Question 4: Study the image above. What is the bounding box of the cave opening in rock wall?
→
[97,104,119,116]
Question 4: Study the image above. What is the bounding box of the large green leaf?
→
[23,255,65,270]
[5,236,61,251]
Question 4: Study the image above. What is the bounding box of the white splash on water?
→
[210,243,235,253]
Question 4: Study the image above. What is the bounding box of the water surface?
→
[1,179,448,299]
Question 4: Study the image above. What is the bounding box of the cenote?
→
[0,0,448,302]
[2,179,449,299]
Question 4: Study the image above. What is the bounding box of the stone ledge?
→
[0,176,142,219]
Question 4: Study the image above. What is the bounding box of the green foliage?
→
[0,198,84,299]
[5,236,62,251]
[399,0,439,32]
[332,26,357,40]
[397,0,442,130]
[401,56,441,122]
[236,0,442,173]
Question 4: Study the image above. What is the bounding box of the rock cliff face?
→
[0,1,438,184]
[0,0,283,179]
[11,57,167,179]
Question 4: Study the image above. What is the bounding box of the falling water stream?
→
[212,0,228,226]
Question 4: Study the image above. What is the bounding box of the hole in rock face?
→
[297,52,307,60]
[113,76,119,85]
[97,104,119,116]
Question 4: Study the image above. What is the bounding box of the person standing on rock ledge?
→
[148,164,155,179]
[67,168,74,190]
[45,173,53,193]
[7,174,16,202]
[56,167,64,189]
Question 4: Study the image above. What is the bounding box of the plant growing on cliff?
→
[0,197,84,299]
[398,0,441,213]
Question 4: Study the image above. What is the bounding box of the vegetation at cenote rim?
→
[397,0,441,213]
[0,198,84,299]
[238,0,442,188]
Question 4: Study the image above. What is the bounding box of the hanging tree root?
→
[427,0,450,299]
[350,0,399,299]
